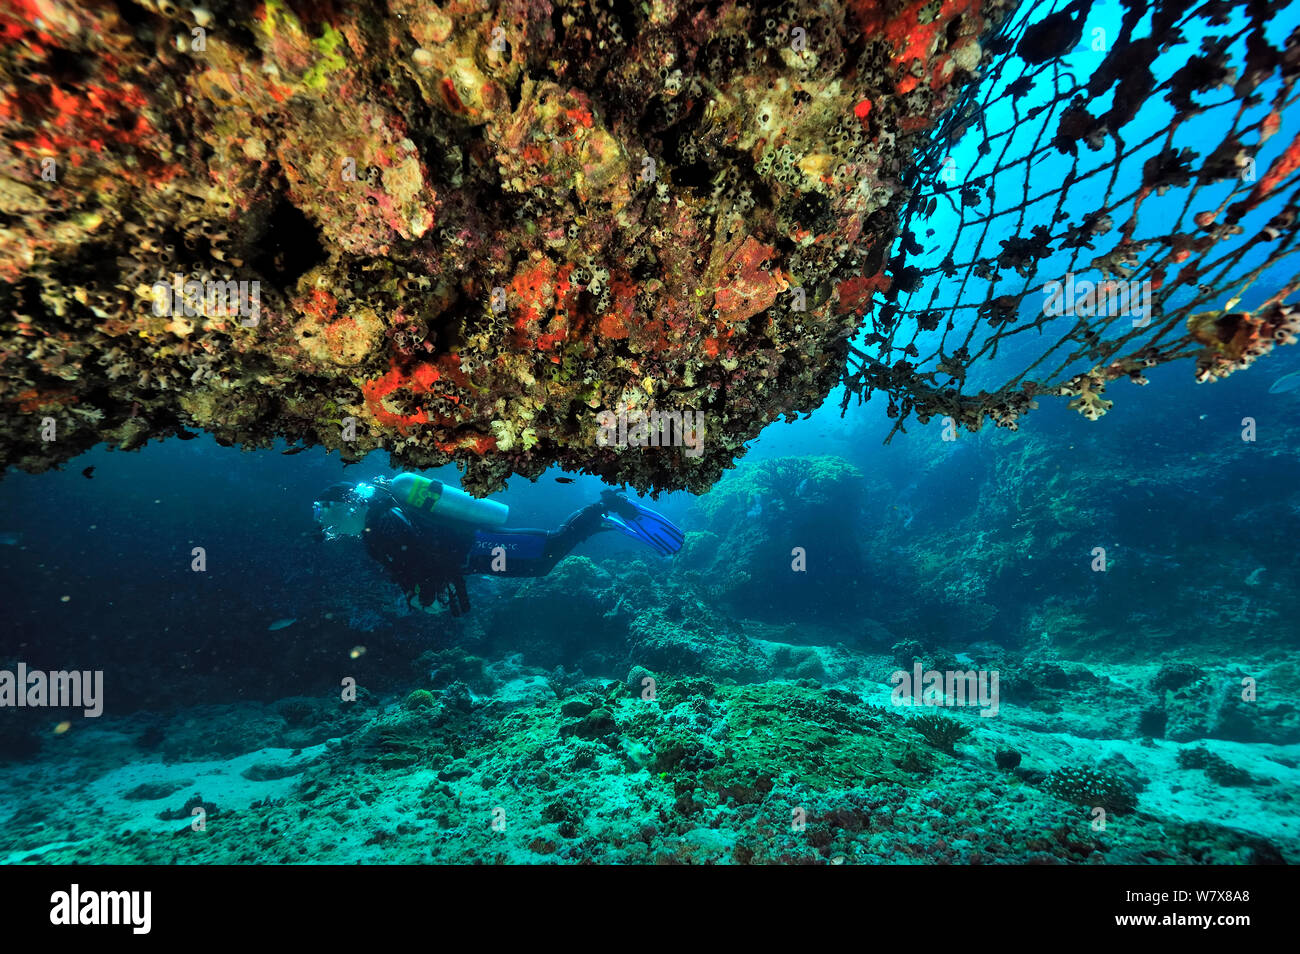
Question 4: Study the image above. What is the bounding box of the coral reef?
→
[627,608,769,682]
[5,668,1295,864]
[4,465,1299,865]
[4,382,1300,865]
[0,0,1012,493]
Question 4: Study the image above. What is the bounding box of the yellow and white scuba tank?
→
[387,473,509,528]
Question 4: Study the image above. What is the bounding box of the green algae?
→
[704,683,931,793]
[304,24,348,92]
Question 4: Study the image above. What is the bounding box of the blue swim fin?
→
[600,492,685,556]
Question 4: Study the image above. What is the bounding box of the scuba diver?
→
[311,473,683,617]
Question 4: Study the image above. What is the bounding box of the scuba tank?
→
[387,474,509,528]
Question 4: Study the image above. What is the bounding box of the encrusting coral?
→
[0,0,1013,493]
[1042,765,1138,814]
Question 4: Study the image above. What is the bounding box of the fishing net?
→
[840,0,1300,439]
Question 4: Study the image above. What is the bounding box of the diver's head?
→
[312,481,380,540]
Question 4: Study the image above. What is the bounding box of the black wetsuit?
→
[362,492,606,617]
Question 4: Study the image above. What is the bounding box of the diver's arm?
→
[365,501,475,614]
[363,504,424,597]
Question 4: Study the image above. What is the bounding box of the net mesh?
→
[841,0,1300,438]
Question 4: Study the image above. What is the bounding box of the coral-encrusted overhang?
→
[0,0,1011,493]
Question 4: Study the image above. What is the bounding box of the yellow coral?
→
[490,419,515,451]
[1060,372,1113,421]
